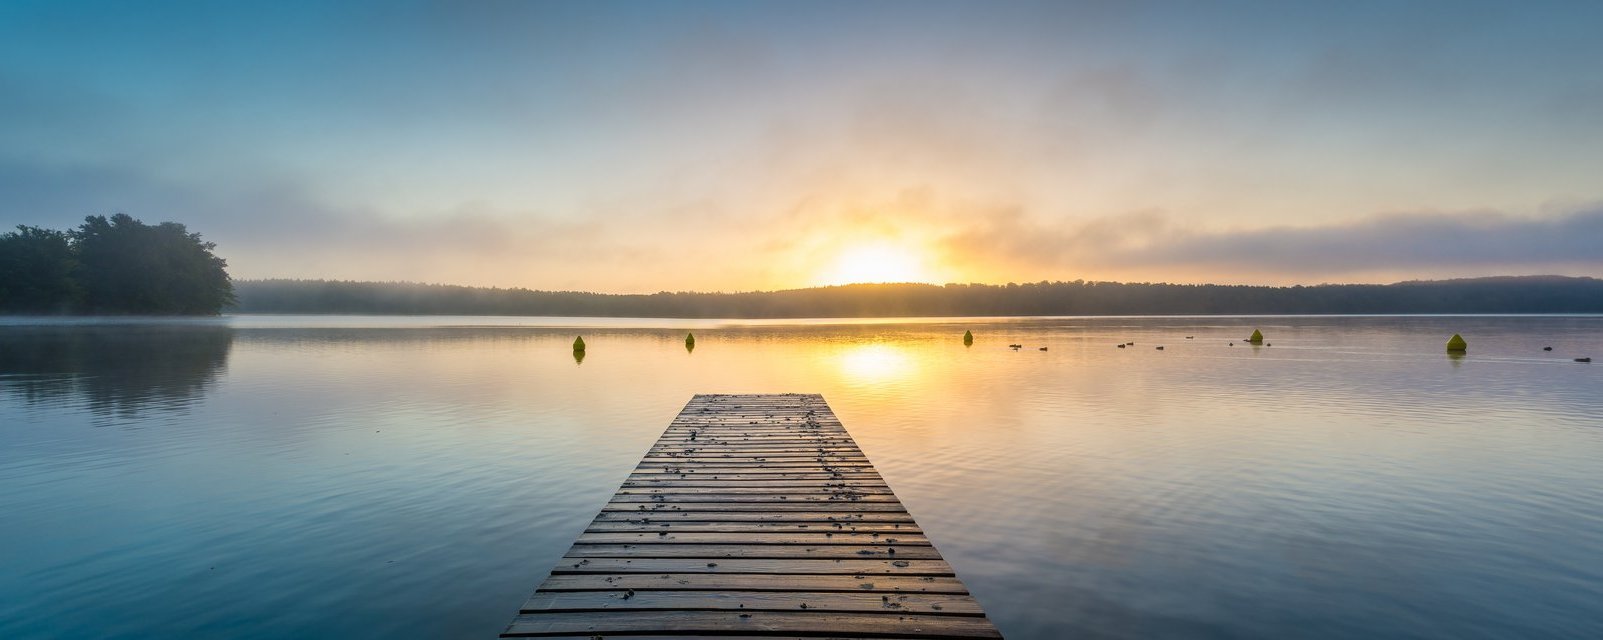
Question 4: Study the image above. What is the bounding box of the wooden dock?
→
[501,393,1001,639]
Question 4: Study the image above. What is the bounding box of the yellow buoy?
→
[963,330,974,346]
[1248,329,1264,344]
[1446,334,1467,352]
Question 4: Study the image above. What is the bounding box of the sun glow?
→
[823,243,929,285]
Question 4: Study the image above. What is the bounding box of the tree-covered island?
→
[0,214,234,315]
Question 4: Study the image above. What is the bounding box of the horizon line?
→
[233,273,1603,296]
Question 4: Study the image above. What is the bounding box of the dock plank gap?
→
[501,393,1002,639]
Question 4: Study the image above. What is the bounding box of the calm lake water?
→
[1,315,1600,639]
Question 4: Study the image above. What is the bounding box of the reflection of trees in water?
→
[0,325,233,418]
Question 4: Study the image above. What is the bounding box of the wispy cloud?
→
[940,204,1603,283]
[0,160,620,288]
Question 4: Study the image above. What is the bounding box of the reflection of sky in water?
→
[1,316,1600,639]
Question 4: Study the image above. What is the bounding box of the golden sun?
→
[822,243,929,285]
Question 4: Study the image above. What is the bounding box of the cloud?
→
[1157,208,1603,271]
[0,160,619,287]
[939,203,1603,282]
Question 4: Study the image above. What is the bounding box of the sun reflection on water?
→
[835,342,919,386]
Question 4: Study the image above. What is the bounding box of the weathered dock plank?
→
[523,590,987,615]
[590,511,917,523]
[504,611,1001,639]
[549,556,955,576]
[536,574,970,594]
[574,531,930,544]
[501,393,1000,639]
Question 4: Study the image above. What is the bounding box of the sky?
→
[3,0,1602,292]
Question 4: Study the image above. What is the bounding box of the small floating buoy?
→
[1228,342,1234,346]
[1446,334,1467,353]
[1248,329,1264,344]
[1578,357,1592,363]
[1266,343,1271,347]
[1543,346,1553,351]
[963,330,974,346]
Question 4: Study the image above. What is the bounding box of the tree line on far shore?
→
[0,214,234,315]
[6,216,1599,318]
[233,275,1603,317]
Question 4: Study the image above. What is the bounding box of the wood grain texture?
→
[500,393,1000,638]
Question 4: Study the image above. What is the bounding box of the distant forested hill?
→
[232,276,1603,317]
